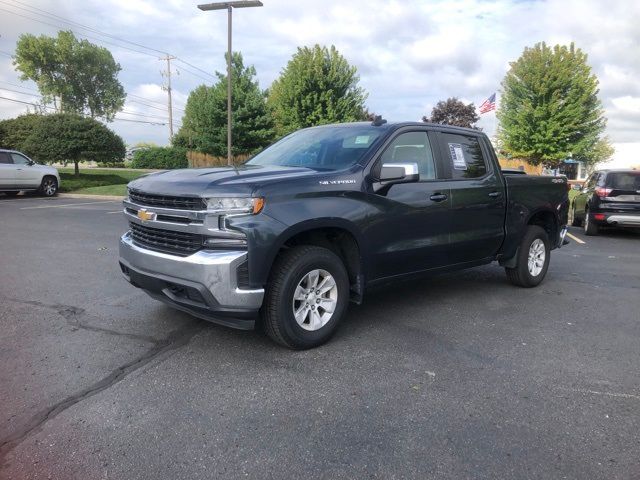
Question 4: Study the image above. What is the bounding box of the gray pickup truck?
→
[119,121,569,349]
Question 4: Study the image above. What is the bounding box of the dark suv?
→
[572,169,640,235]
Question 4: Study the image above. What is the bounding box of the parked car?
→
[0,149,60,197]
[119,120,569,349]
[572,169,640,235]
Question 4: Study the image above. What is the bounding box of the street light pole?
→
[197,1,263,166]
[227,5,232,166]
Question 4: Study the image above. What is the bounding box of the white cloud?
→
[0,0,638,146]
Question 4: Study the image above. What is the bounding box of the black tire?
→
[571,205,581,227]
[4,191,19,197]
[583,211,599,236]
[261,245,349,349]
[39,176,58,197]
[505,225,550,288]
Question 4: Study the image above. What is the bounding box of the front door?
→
[434,132,505,264]
[365,130,452,280]
[11,153,40,187]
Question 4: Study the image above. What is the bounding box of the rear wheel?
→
[505,225,550,288]
[584,211,599,236]
[262,245,349,349]
[39,176,58,197]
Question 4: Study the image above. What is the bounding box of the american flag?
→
[479,93,496,114]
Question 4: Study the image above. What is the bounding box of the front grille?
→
[129,189,206,211]
[130,222,203,256]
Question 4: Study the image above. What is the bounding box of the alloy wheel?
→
[291,269,338,331]
[527,238,546,277]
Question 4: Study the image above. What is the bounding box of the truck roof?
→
[308,121,485,136]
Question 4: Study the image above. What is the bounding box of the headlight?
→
[206,197,264,215]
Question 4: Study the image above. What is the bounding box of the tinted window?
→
[0,152,11,164]
[440,133,487,179]
[379,131,436,180]
[10,153,29,165]
[246,126,383,171]
[606,172,640,191]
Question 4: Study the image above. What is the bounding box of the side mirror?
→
[379,163,420,184]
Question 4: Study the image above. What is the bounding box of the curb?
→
[58,193,125,201]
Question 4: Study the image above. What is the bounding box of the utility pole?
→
[160,54,177,141]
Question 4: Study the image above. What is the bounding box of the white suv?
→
[0,149,60,196]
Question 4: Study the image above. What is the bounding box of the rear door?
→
[434,131,506,264]
[366,129,452,279]
[0,152,16,187]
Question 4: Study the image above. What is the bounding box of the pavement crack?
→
[3,298,160,344]
[0,322,205,464]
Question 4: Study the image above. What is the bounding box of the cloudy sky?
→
[0,0,638,165]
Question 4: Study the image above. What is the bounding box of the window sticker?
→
[354,135,370,145]
[448,143,467,170]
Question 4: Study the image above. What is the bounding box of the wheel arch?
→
[526,208,558,245]
[264,219,366,302]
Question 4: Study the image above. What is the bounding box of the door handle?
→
[429,193,448,202]
[488,191,502,198]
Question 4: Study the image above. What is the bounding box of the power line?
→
[2,0,170,56]
[0,0,217,81]
[0,95,167,125]
[0,6,159,59]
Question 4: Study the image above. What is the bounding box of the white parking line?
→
[566,232,586,244]
[20,200,117,210]
[106,210,123,214]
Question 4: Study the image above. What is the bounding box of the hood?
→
[127,164,321,197]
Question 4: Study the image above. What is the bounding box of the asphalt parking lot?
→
[1,195,639,480]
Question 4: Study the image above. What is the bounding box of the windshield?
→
[246,126,383,171]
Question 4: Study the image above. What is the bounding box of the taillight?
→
[595,187,612,198]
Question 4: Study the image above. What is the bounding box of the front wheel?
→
[39,176,58,197]
[505,225,550,288]
[261,245,349,349]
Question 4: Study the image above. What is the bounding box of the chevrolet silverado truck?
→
[119,120,569,349]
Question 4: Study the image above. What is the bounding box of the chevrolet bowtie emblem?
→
[137,208,156,222]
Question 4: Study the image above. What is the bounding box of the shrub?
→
[130,146,188,169]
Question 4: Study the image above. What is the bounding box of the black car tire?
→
[262,245,349,349]
[571,204,581,226]
[505,225,550,288]
[39,176,58,197]
[584,211,599,236]
[4,191,19,196]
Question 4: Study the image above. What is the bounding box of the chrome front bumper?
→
[119,232,264,328]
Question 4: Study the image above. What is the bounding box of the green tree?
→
[423,97,479,128]
[497,42,611,168]
[174,52,274,157]
[0,114,44,150]
[22,113,125,175]
[268,45,368,136]
[14,31,126,120]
